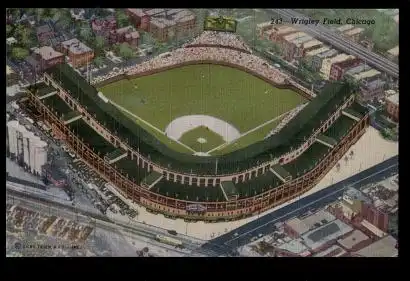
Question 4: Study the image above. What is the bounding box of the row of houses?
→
[91,16,140,47]
[257,23,386,101]
[126,9,196,42]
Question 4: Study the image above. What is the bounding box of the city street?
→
[201,155,398,255]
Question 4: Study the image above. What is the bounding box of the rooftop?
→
[345,64,372,76]
[361,79,386,90]
[278,239,309,254]
[61,38,93,55]
[257,21,273,29]
[334,58,362,69]
[289,35,313,45]
[325,54,355,65]
[33,46,64,61]
[337,229,369,250]
[314,245,347,257]
[387,46,399,57]
[300,209,336,230]
[285,217,310,235]
[337,24,355,33]
[343,187,372,204]
[302,219,353,250]
[305,46,330,57]
[354,235,397,257]
[316,49,338,59]
[283,32,308,42]
[353,69,380,81]
[344,27,364,36]
[302,39,322,49]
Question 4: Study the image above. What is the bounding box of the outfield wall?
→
[27,87,369,221]
[94,60,314,101]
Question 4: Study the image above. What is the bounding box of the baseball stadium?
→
[25,31,369,222]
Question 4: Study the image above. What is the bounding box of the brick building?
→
[361,202,389,232]
[320,54,355,80]
[60,38,94,68]
[26,46,65,74]
[282,32,312,61]
[265,26,297,44]
[311,49,338,72]
[126,9,196,42]
[256,22,274,38]
[91,16,117,41]
[385,93,399,122]
[109,26,140,47]
[329,58,362,81]
[343,27,364,42]
[359,78,386,101]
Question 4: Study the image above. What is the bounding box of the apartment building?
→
[304,46,330,68]
[320,54,355,80]
[91,16,117,41]
[109,26,140,47]
[282,32,312,61]
[297,39,323,58]
[343,27,364,42]
[344,63,372,80]
[265,25,297,44]
[26,46,65,74]
[60,38,94,68]
[127,9,196,42]
[311,49,338,72]
[359,78,386,101]
[385,93,399,122]
[256,21,274,38]
[329,58,362,81]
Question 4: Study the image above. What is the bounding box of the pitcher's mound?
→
[197,137,207,144]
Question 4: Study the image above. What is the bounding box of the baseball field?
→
[98,64,306,155]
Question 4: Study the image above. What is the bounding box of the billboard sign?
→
[186,204,207,212]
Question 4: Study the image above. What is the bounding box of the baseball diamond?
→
[26,31,369,222]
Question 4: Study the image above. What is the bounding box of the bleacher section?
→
[152,180,226,202]
[42,94,72,117]
[323,115,356,142]
[235,171,282,199]
[67,119,115,157]
[111,157,149,184]
[283,143,330,178]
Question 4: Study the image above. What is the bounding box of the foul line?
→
[206,108,294,154]
[223,163,398,245]
[108,100,197,153]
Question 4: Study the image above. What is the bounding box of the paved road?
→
[201,155,398,255]
[270,9,399,78]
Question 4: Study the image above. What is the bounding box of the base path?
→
[165,115,241,142]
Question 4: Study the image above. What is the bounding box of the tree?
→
[11,47,29,60]
[95,36,106,50]
[93,56,104,67]
[116,10,130,28]
[141,32,156,46]
[6,25,13,37]
[115,43,134,59]
[79,23,93,42]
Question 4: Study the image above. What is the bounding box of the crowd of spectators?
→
[265,103,308,138]
[182,31,253,54]
[92,33,288,85]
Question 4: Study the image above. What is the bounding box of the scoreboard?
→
[203,16,238,33]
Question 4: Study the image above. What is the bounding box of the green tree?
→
[11,47,29,60]
[93,56,105,67]
[79,24,93,42]
[117,43,134,59]
[141,32,157,46]
[116,10,130,28]
[95,35,106,50]
[6,25,13,37]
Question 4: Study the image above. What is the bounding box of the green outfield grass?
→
[212,117,283,155]
[99,64,306,154]
[179,126,225,152]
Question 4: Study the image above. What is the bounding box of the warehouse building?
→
[353,235,398,257]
